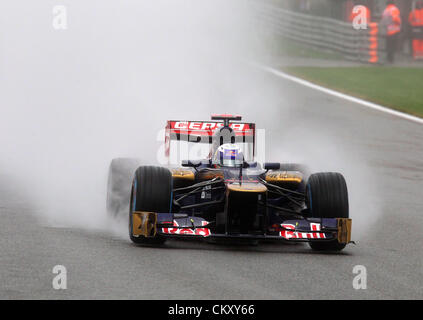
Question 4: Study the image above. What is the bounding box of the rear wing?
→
[164,120,256,158]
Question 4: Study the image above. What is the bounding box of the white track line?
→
[261,65,423,125]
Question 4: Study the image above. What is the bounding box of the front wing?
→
[131,211,352,244]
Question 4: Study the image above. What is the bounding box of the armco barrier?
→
[256,3,386,64]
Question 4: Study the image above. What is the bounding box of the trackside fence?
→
[256,3,387,64]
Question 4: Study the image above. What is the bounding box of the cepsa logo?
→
[173,121,246,131]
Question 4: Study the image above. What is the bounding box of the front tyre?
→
[306,172,349,251]
[129,166,172,245]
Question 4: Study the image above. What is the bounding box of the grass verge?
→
[283,66,423,118]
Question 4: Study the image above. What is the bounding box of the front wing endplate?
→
[132,211,157,237]
[337,218,352,244]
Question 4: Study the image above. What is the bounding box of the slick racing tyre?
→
[129,166,172,245]
[306,172,349,251]
[106,158,142,218]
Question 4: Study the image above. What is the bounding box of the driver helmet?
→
[213,143,244,167]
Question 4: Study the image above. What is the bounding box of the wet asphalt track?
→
[1,67,422,300]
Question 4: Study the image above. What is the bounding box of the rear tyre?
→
[106,158,142,218]
[306,172,349,251]
[129,166,172,245]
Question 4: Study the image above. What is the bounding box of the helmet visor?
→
[214,145,243,167]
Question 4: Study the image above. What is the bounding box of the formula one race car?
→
[107,115,352,251]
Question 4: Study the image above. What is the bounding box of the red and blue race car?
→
[107,114,352,251]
